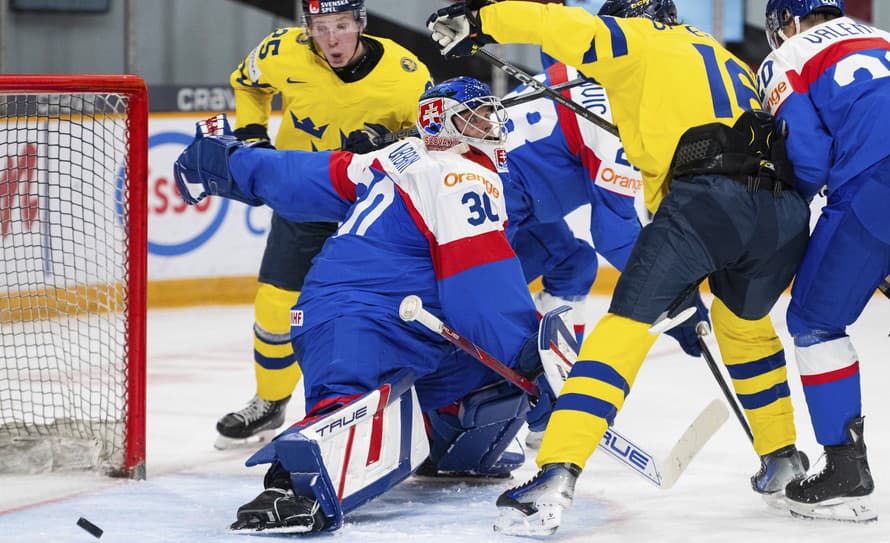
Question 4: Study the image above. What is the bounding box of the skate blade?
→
[227,523,314,535]
[761,490,790,511]
[214,429,275,451]
[493,505,561,536]
[788,496,878,523]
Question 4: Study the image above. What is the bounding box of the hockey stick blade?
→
[599,426,663,487]
[658,399,729,489]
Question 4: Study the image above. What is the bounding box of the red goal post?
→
[0,75,147,478]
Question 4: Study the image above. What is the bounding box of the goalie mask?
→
[598,0,678,25]
[765,0,844,50]
[416,77,509,172]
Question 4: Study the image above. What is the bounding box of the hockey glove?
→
[664,293,710,358]
[233,123,271,144]
[427,1,497,59]
[342,123,391,154]
[173,116,267,207]
[525,374,557,433]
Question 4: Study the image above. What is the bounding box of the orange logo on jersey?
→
[599,167,642,194]
[767,81,788,110]
[444,172,500,198]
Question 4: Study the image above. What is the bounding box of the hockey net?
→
[0,75,147,478]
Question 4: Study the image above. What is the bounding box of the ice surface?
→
[1,295,888,542]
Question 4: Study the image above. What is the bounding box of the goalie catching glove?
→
[173,113,271,206]
[427,0,497,58]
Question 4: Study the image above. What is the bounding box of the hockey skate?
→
[215,394,290,450]
[494,463,581,536]
[228,488,327,534]
[751,444,808,507]
[785,417,877,523]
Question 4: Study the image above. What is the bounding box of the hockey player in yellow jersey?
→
[216,0,431,449]
[429,0,812,535]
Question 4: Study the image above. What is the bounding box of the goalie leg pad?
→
[245,370,429,531]
[426,380,530,477]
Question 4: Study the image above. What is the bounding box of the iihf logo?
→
[290,310,304,327]
[419,99,444,135]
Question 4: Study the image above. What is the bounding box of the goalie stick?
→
[399,295,728,489]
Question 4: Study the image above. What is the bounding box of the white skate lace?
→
[233,395,274,424]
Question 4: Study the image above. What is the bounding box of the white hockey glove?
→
[427,1,497,59]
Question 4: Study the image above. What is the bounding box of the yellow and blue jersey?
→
[480,1,761,213]
[231,27,432,151]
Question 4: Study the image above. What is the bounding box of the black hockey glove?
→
[233,123,271,144]
[343,123,391,154]
[428,1,498,59]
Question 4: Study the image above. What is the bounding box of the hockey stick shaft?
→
[475,48,620,137]
[500,77,588,108]
[398,296,660,486]
[399,295,539,395]
[695,322,755,443]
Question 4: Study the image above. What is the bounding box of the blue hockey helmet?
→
[302,0,367,31]
[765,0,844,49]
[416,77,509,169]
[597,0,678,25]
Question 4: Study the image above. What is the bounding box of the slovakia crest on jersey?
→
[495,148,507,169]
[419,98,444,135]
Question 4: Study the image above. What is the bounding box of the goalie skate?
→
[228,488,327,534]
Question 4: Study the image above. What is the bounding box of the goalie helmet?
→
[765,0,844,50]
[597,0,678,25]
[416,77,509,171]
[301,0,367,33]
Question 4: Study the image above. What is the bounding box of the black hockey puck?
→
[76,517,103,539]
